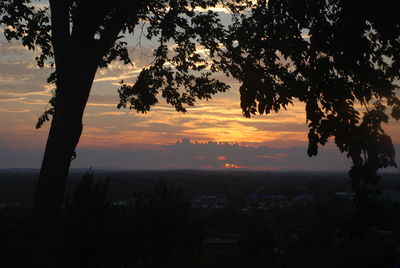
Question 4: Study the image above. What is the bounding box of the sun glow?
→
[223,163,239,169]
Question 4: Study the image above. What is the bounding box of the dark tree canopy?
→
[1,0,400,225]
[1,2,241,265]
[0,0,52,67]
[1,0,231,122]
[215,0,400,202]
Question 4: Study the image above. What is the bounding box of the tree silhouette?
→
[215,0,399,223]
[63,170,111,267]
[1,0,230,266]
[1,0,230,249]
[1,0,399,251]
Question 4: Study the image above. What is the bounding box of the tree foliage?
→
[0,0,51,66]
[2,0,231,118]
[213,0,400,204]
[1,0,400,213]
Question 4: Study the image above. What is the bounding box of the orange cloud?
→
[2,37,399,154]
[256,153,289,159]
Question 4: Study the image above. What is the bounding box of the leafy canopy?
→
[1,0,400,194]
[214,0,400,194]
[1,0,231,128]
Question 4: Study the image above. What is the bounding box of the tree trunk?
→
[33,98,83,234]
[30,2,125,266]
[31,54,98,266]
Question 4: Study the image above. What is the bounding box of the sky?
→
[0,3,399,171]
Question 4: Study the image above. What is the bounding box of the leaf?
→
[392,104,400,121]
[307,131,318,157]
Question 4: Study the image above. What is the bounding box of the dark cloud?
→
[3,140,398,172]
[87,94,120,105]
[0,42,31,59]
[242,121,307,132]
[0,61,50,95]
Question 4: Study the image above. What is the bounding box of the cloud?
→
[4,138,399,171]
[0,108,30,113]
[71,93,311,149]
[92,45,157,84]
[0,42,31,58]
[65,142,400,171]
[0,60,51,95]
[1,35,399,170]
[193,4,232,13]
[0,96,25,102]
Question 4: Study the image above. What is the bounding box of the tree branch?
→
[71,1,109,42]
[49,0,70,73]
[94,3,141,62]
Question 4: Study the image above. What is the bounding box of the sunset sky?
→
[1,3,399,171]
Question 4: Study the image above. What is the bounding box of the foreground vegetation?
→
[1,170,400,267]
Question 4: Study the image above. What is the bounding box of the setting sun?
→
[223,163,239,169]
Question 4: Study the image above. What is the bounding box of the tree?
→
[63,170,111,267]
[1,0,399,242]
[215,0,400,225]
[1,0,229,238]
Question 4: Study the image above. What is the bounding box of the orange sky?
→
[0,20,399,170]
[0,38,312,149]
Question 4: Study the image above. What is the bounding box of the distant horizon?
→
[1,137,399,172]
[0,166,399,175]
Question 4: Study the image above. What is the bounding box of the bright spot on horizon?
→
[224,163,239,169]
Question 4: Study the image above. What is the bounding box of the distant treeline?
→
[1,170,399,205]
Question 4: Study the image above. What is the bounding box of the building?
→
[246,194,287,210]
[290,194,314,206]
[192,195,227,209]
[380,190,400,204]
